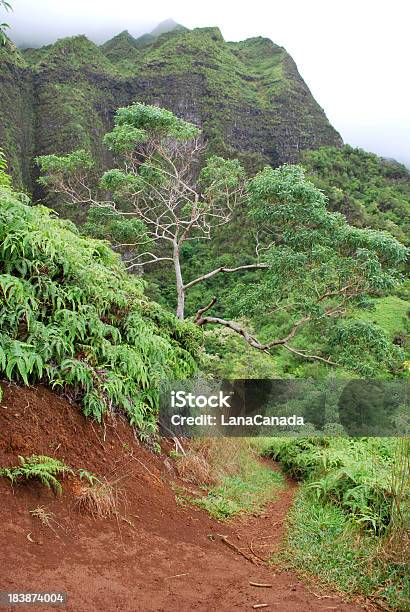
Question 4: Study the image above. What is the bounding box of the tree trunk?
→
[173,243,185,320]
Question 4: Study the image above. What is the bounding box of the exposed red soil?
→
[0,382,366,612]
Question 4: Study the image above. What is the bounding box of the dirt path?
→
[0,384,367,611]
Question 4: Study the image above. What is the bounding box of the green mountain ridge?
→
[0,23,342,189]
[100,30,140,59]
[100,19,186,58]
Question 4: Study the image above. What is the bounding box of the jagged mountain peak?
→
[29,34,116,73]
[150,18,186,37]
[100,29,140,58]
[102,20,186,55]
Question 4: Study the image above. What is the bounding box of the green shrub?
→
[0,455,72,493]
[0,187,201,431]
[265,437,409,608]
[264,437,402,532]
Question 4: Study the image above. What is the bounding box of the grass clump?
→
[0,455,72,493]
[74,477,120,519]
[264,437,404,532]
[193,464,282,519]
[283,491,409,611]
[175,439,284,519]
[264,437,409,610]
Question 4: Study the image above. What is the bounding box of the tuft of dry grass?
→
[176,449,214,485]
[74,479,121,519]
[30,505,55,527]
[381,525,410,566]
[175,438,256,486]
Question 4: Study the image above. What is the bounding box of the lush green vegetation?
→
[183,146,410,378]
[36,104,408,380]
[0,183,200,433]
[284,492,408,610]
[264,437,403,531]
[262,437,409,610]
[302,145,410,246]
[182,146,410,381]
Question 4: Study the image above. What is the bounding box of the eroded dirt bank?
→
[0,383,365,611]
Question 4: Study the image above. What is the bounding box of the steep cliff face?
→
[0,41,34,186]
[0,25,342,189]
[29,37,119,175]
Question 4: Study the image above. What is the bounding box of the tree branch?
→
[195,312,338,366]
[196,315,264,349]
[194,296,217,322]
[126,253,174,270]
[282,344,339,366]
[184,263,269,290]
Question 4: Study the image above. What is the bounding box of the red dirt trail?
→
[0,383,366,612]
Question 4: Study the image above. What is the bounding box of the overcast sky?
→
[6,0,410,166]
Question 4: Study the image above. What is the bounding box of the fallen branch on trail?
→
[216,534,259,565]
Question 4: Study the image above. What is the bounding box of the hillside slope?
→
[1,23,342,189]
[302,145,410,245]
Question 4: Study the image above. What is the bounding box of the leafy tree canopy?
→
[104,102,200,150]
[37,102,249,321]
[197,165,407,375]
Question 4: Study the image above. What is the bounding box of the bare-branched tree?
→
[37,103,267,320]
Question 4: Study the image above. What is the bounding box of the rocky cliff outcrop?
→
[0,25,342,189]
